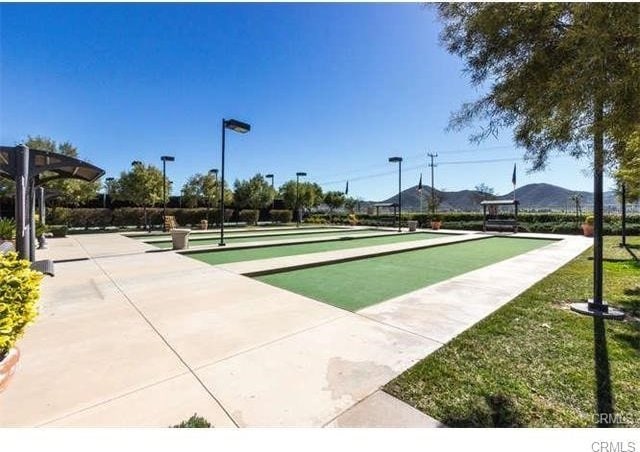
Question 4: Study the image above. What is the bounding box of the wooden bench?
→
[485,219,518,233]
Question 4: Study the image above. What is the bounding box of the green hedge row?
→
[305,212,640,235]
[313,212,640,224]
[46,207,294,229]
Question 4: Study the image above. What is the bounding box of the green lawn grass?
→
[385,236,640,427]
[148,227,378,248]
[257,237,555,311]
[188,231,448,265]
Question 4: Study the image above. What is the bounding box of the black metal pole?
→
[428,153,437,215]
[620,183,626,247]
[593,102,604,308]
[162,159,167,232]
[296,174,300,227]
[219,119,226,246]
[398,160,402,232]
[15,145,30,260]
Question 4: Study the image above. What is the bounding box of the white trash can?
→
[171,229,191,250]
[407,220,418,232]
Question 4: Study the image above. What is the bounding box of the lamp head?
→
[161,155,175,162]
[388,157,402,163]
[296,172,307,177]
[224,119,251,134]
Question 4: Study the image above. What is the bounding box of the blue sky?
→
[0,3,609,201]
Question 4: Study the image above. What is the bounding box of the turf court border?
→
[240,232,505,277]
[177,230,454,258]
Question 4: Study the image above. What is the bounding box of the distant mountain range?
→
[376,183,620,212]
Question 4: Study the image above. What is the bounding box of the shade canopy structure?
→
[1,145,104,186]
[0,144,104,263]
[480,199,520,233]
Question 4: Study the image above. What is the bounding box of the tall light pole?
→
[388,157,403,232]
[209,168,218,181]
[296,172,307,227]
[428,153,438,215]
[161,155,175,232]
[103,177,114,208]
[219,118,251,246]
[265,174,275,210]
[130,161,148,231]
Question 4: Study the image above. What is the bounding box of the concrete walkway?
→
[0,231,591,427]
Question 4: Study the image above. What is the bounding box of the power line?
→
[313,145,517,180]
[317,157,519,186]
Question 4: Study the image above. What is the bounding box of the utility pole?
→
[428,153,438,215]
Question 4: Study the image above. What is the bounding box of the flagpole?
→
[512,163,517,202]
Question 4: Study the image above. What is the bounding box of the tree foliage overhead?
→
[279,180,323,210]
[112,163,170,208]
[323,191,346,213]
[616,126,640,202]
[233,174,275,210]
[25,135,101,206]
[438,3,640,170]
[180,173,231,209]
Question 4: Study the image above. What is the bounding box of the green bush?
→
[269,209,293,223]
[49,225,68,238]
[304,214,327,224]
[239,209,259,225]
[47,207,71,226]
[0,252,43,358]
[63,208,113,229]
[0,218,16,240]
[112,208,162,228]
[172,413,211,428]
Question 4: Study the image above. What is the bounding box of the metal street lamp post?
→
[130,160,149,231]
[103,176,114,208]
[219,118,251,246]
[388,157,403,232]
[265,174,274,210]
[209,168,218,181]
[161,155,175,232]
[296,172,307,227]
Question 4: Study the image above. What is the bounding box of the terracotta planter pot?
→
[431,221,442,230]
[0,348,20,393]
[582,223,594,237]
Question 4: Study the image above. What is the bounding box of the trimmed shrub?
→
[49,225,68,237]
[269,209,293,224]
[0,252,43,358]
[172,413,211,428]
[239,209,259,225]
[0,218,16,240]
[67,208,113,229]
[304,214,327,224]
[47,207,71,226]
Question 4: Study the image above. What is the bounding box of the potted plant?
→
[0,218,15,245]
[0,252,42,393]
[431,214,442,230]
[581,215,594,237]
[36,221,49,249]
